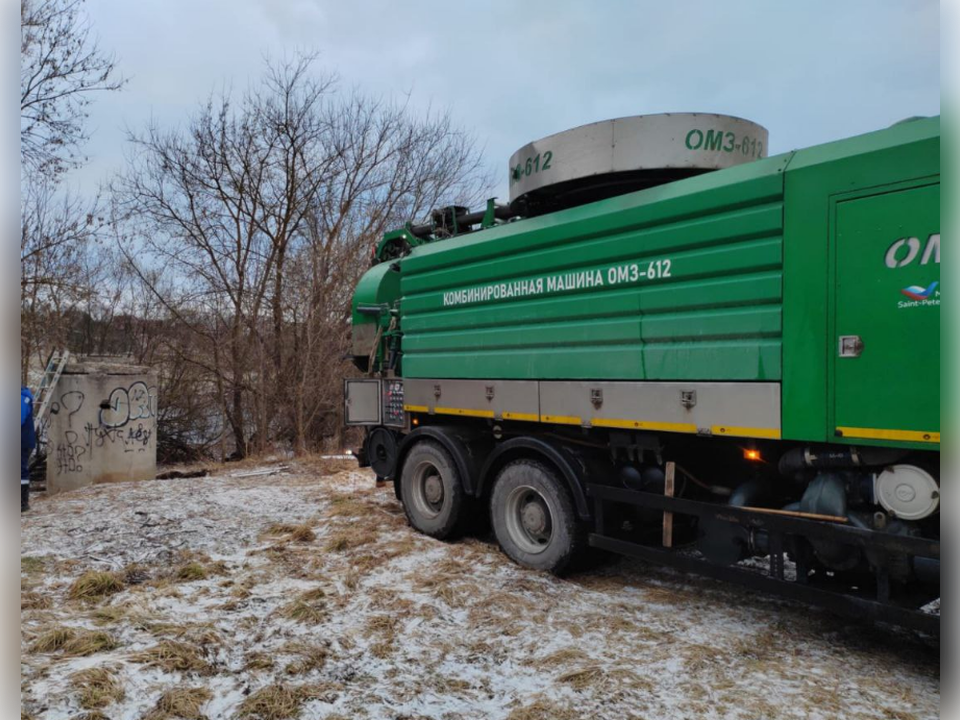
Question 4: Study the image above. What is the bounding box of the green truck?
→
[345,114,940,632]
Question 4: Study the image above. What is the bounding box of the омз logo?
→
[901,282,939,301]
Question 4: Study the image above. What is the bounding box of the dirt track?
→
[20,461,939,720]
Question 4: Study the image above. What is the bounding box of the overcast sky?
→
[71,0,940,201]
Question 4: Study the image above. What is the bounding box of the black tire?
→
[399,440,466,540]
[491,459,585,575]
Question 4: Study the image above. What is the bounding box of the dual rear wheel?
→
[399,441,583,574]
[490,460,585,574]
[399,440,465,539]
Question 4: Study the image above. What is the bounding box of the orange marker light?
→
[744,449,762,462]
[412,417,420,427]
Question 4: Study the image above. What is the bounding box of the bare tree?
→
[114,56,337,456]
[282,97,489,452]
[114,54,490,458]
[19,179,105,382]
[21,0,124,177]
[20,0,124,389]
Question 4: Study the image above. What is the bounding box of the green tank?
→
[352,115,940,451]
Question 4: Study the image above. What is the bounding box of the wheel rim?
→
[411,460,445,519]
[505,485,554,555]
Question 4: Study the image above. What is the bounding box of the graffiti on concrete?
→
[53,382,157,475]
[87,422,154,453]
[55,430,86,474]
[99,382,158,428]
[48,390,86,425]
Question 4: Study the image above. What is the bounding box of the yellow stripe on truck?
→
[541,415,583,426]
[713,425,782,440]
[592,418,698,434]
[837,427,940,444]
[406,404,783,441]
[434,407,496,419]
[502,412,540,422]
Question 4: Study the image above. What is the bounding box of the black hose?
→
[778,447,908,476]
[410,205,516,238]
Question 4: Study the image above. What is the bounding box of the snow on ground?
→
[21,461,939,720]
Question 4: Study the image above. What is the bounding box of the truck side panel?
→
[401,156,790,382]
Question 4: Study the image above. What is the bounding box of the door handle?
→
[839,335,864,358]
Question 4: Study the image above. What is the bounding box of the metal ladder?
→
[33,349,70,429]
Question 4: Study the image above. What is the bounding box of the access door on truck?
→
[832,181,940,446]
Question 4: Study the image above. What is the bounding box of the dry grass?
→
[281,642,330,675]
[263,523,317,543]
[245,651,276,672]
[881,712,921,720]
[681,643,730,675]
[185,626,223,650]
[62,630,119,657]
[800,676,848,718]
[20,556,47,574]
[30,627,118,657]
[346,553,388,575]
[364,614,398,658]
[142,687,212,720]
[342,570,362,592]
[369,640,395,659]
[89,602,159,629]
[264,523,299,536]
[29,626,75,653]
[280,599,326,624]
[324,495,374,519]
[557,665,652,695]
[20,591,53,611]
[414,570,479,608]
[364,614,398,637]
[558,666,606,691]
[294,455,357,478]
[507,698,580,720]
[466,591,538,634]
[122,564,152,586]
[70,667,125,710]
[363,584,397,607]
[732,628,783,666]
[235,684,318,720]
[426,674,474,696]
[381,536,417,559]
[323,526,375,553]
[642,584,687,604]
[68,571,125,602]
[290,526,317,543]
[531,648,592,667]
[132,640,213,675]
[174,562,209,582]
[144,622,223,651]
[579,609,670,644]
[279,588,327,625]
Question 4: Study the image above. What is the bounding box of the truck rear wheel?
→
[491,459,584,575]
[399,440,465,540]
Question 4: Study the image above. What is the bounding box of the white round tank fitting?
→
[875,465,940,521]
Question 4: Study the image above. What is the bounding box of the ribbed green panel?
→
[400,156,787,381]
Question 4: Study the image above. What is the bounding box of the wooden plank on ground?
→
[663,462,676,548]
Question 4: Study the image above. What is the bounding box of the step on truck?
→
[344,113,941,635]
